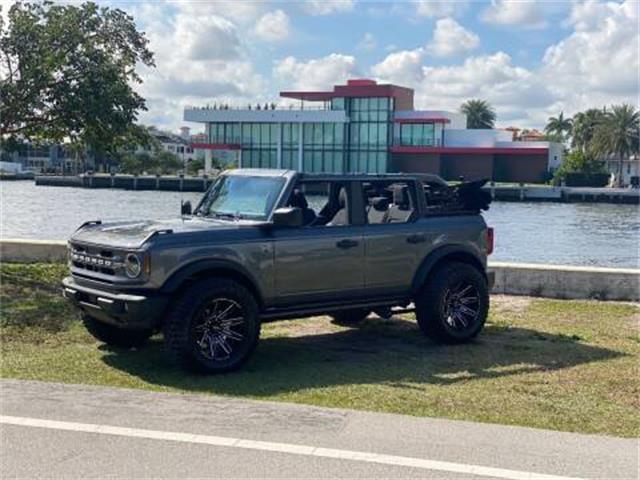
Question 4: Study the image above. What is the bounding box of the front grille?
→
[69,243,121,276]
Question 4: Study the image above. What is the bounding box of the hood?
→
[70,217,252,249]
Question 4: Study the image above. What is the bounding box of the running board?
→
[260,298,413,322]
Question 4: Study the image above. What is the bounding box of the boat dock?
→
[35,173,214,192]
[32,174,640,203]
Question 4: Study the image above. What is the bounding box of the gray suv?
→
[63,169,495,373]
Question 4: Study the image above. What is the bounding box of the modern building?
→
[184,79,562,182]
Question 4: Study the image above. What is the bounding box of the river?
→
[1,181,638,268]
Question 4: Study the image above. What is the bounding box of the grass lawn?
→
[1,262,638,437]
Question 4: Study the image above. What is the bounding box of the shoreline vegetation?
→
[1,262,638,438]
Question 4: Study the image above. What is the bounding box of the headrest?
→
[370,196,389,212]
[288,189,308,209]
[391,185,409,205]
[338,187,348,207]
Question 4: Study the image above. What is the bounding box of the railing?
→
[185,104,332,112]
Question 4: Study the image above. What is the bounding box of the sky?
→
[3,0,639,133]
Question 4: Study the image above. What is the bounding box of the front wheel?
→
[164,278,260,373]
[415,262,489,343]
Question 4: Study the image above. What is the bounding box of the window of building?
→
[399,123,435,146]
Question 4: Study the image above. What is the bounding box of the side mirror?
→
[181,200,192,215]
[272,207,303,228]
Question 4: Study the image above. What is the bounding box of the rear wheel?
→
[330,308,371,325]
[82,314,152,348]
[164,278,260,373]
[415,262,489,343]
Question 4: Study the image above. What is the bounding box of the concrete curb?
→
[1,239,638,301]
[489,261,639,302]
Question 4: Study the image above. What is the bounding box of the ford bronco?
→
[62,169,494,373]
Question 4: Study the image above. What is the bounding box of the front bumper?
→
[62,276,168,330]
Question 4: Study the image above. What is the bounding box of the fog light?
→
[124,253,142,278]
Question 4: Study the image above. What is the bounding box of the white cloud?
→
[254,10,290,42]
[175,15,241,61]
[372,50,555,125]
[414,0,469,18]
[274,54,358,90]
[541,0,638,99]
[356,32,376,51]
[427,17,479,57]
[127,5,264,130]
[303,0,355,16]
[169,1,264,25]
[371,48,424,83]
[482,0,548,29]
[372,0,638,128]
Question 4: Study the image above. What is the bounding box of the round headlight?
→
[124,253,142,278]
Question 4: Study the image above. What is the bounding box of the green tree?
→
[460,99,496,129]
[591,104,640,186]
[544,112,573,142]
[552,150,606,183]
[571,108,605,152]
[187,158,205,175]
[119,152,157,175]
[156,150,183,174]
[0,1,155,165]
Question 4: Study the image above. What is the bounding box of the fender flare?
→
[411,245,486,294]
[161,259,265,306]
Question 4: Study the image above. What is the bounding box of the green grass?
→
[1,263,639,437]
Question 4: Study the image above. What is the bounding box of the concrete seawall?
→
[1,239,638,302]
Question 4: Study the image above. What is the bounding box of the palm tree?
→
[545,112,573,142]
[571,108,605,151]
[460,99,496,129]
[591,104,640,186]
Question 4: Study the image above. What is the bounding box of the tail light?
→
[486,227,494,255]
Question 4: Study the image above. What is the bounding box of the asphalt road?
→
[0,379,637,479]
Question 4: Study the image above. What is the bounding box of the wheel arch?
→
[161,260,265,310]
[411,245,486,295]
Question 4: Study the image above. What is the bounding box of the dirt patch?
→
[491,295,533,315]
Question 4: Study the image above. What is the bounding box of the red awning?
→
[394,118,451,124]
[390,146,548,155]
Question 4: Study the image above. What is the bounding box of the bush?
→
[553,150,606,184]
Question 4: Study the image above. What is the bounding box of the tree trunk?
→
[617,153,624,188]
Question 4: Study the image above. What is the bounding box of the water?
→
[1,181,638,268]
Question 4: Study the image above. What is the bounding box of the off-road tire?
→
[164,278,260,373]
[330,308,371,325]
[415,262,489,343]
[82,314,153,348]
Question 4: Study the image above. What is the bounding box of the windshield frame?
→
[194,174,288,221]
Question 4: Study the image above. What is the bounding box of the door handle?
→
[336,239,359,249]
[406,234,427,244]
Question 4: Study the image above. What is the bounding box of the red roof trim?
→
[279,91,334,101]
[279,82,414,102]
[191,143,241,150]
[390,146,549,155]
[395,118,451,124]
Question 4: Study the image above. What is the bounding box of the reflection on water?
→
[1,181,638,267]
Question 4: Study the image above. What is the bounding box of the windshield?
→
[196,175,285,220]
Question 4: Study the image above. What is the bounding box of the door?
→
[272,181,364,305]
[361,180,426,295]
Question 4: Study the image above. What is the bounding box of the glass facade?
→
[399,123,435,146]
[204,95,411,173]
[346,97,392,174]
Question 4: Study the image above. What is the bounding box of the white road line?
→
[0,415,583,480]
